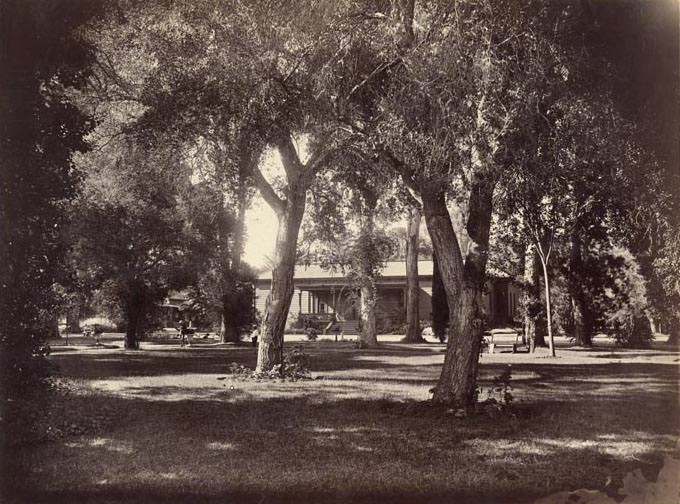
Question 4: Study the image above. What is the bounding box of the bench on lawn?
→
[485,328,525,354]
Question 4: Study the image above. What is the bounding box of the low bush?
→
[611,315,653,348]
[475,366,514,418]
[227,346,312,381]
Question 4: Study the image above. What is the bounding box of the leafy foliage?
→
[70,143,197,347]
[228,347,312,381]
[0,0,101,397]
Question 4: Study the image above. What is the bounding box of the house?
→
[157,291,191,328]
[254,261,521,334]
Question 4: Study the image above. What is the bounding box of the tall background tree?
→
[71,143,197,348]
[0,0,100,396]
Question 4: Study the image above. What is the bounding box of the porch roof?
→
[256,260,435,286]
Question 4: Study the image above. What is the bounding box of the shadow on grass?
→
[4,344,678,504]
[3,389,677,504]
[48,343,443,379]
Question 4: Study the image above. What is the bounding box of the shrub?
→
[611,315,653,348]
[226,347,312,381]
[476,365,514,417]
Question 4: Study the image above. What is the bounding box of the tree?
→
[401,201,425,343]
[84,0,357,371]
[653,226,680,345]
[431,250,449,343]
[72,143,194,349]
[300,157,399,347]
[345,0,570,406]
[0,0,100,396]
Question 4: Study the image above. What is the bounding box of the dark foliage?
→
[0,0,101,398]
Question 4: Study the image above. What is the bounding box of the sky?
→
[243,193,278,270]
[242,140,308,270]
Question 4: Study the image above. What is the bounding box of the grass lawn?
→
[2,336,678,503]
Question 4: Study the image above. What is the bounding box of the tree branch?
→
[276,134,304,183]
[249,163,286,215]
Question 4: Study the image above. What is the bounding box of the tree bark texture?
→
[124,308,141,350]
[359,280,378,347]
[220,310,240,343]
[255,191,306,372]
[523,244,546,352]
[431,250,449,341]
[539,257,556,357]
[403,206,424,343]
[124,283,145,350]
[424,176,494,408]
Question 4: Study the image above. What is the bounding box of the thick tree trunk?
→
[431,250,449,342]
[255,192,306,373]
[570,294,593,346]
[568,231,593,346]
[403,206,424,343]
[425,175,494,409]
[125,311,140,350]
[219,309,240,343]
[124,286,144,350]
[523,244,546,352]
[359,281,378,347]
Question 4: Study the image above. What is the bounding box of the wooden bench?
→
[486,328,523,354]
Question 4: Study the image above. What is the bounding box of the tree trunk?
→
[403,206,424,343]
[219,309,240,343]
[220,155,250,344]
[431,250,449,342]
[538,256,556,357]
[568,231,593,346]
[125,311,140,350]
[357,201,379,348]
[65,304,80,334]
[359,280,378,347]
[425,174,494,409]
[46,313,60,339]
[667,315,679,345]
[124,286,144,350]
[522,243,534,349]
[570,293,593,346]
[523,244,546,352]
[255,192,306,373]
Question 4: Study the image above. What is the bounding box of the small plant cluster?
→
[476,366,514,418]
[305,327,319,341]
[227,346,312,381]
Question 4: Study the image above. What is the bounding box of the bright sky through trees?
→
[244,194,277,269]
